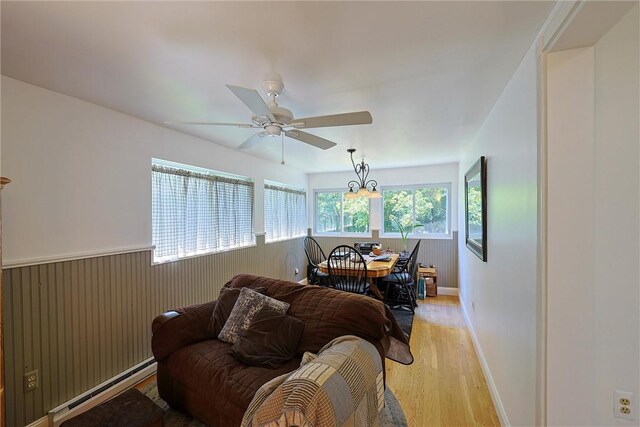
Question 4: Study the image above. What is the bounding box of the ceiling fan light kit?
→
[345,148,381,199]
[166,74,372,151]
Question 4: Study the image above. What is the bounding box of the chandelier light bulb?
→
[344,149,380,199]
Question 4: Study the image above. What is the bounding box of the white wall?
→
[546,46,596,425]
[592,7,639,424]
[0,76,307,265]
[547,6,639,426]
[457,41,540,426]
[307,162,458,234]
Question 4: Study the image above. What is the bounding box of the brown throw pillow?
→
[208,287,265,337]
[218,287,290,344]
[230,306,304,368]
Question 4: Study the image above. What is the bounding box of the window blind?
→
[152,164,254,262]
[264,183,306,242]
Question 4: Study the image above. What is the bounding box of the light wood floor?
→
[386,295,500,427]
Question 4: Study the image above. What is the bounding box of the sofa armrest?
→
[152,311,181,334]
[151,300,217,362]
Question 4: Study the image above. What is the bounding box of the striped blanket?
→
[241,335,385,427]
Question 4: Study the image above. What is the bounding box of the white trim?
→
[379,232,453,240]
[265,234,307,245]
[536,33,550,427]
[460,297,509,426]
[312,232,372,239]
[541,1,583,52]
[437,287,459,296]
[49,359,157,427]
[151,241,257,265]
[533,3,583,424]
[26,416,49,427]
[3,245,154,269]
[298,278,308,285]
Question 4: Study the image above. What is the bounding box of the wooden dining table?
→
[317,253,400,299]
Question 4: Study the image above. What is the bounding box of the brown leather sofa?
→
[151,274,412,427]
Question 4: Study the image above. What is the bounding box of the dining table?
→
[317,253,400,299]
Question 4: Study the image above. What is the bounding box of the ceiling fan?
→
[165,74,372,150]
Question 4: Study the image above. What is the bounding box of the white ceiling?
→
[1,1,554,173]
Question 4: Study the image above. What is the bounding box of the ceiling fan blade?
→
[163,121,258,128]
[238,132,267,150]
[285,130,337,150]
[226,85,276,122]
[290,111,372,129]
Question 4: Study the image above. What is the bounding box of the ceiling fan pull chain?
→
[281,133,285,165]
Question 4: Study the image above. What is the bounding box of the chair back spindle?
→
[327,245,369,294]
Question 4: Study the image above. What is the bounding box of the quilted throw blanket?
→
[241,335,385,427]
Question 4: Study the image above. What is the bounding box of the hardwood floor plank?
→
[386,295,500,426]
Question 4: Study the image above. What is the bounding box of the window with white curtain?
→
[264,182,306,243]
[152,161,254,263]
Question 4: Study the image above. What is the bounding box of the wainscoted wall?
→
[2,236,306,426]
[312,230,459,288]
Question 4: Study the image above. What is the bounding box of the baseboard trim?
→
[298,278,308,285]
[48,359,157,427]
[26,416,49,427]
[437,287,459,296]
[460,297,510,426]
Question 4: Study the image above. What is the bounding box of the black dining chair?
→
[327,245,369,295]
[381,240,421,312]
[303,236,330,286]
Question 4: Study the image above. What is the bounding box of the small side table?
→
[417,267,438,297]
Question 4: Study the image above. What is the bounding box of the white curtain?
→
[152,165,254,262]
[264,184,306,242]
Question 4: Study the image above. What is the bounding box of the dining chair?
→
[327,245,369,295]
[303,236,330,286]
[381,240,421,312]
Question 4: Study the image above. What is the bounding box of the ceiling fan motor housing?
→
[265,124,281,136]
[269,105,293,125]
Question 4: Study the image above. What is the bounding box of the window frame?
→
[151,158,256,264]
[313,188,372,237]
[263,180,307,244]
[379,182,452,239]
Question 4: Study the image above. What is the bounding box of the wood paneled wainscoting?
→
[2,235,307,426]
[312,230,459,290]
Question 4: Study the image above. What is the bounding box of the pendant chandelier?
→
[345,148,381,199]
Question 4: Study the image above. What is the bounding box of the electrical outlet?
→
[614,390,635,421]
[24,370,38,393]
[295,268,299,275]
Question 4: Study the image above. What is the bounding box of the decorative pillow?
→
[208,287,266,337]
[230,306,304,368]
[218,287,289,344]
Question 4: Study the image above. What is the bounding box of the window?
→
[382,184,450,238]
[264,182,306,243]
[314,190,370,234]
[152,160,254,263]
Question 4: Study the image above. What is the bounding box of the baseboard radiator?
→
[48,358,157,427]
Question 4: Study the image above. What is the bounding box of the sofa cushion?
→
[230,306,304,368]
[218,287,290,344]
[166,339,301,424]
[208,286,267,337]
